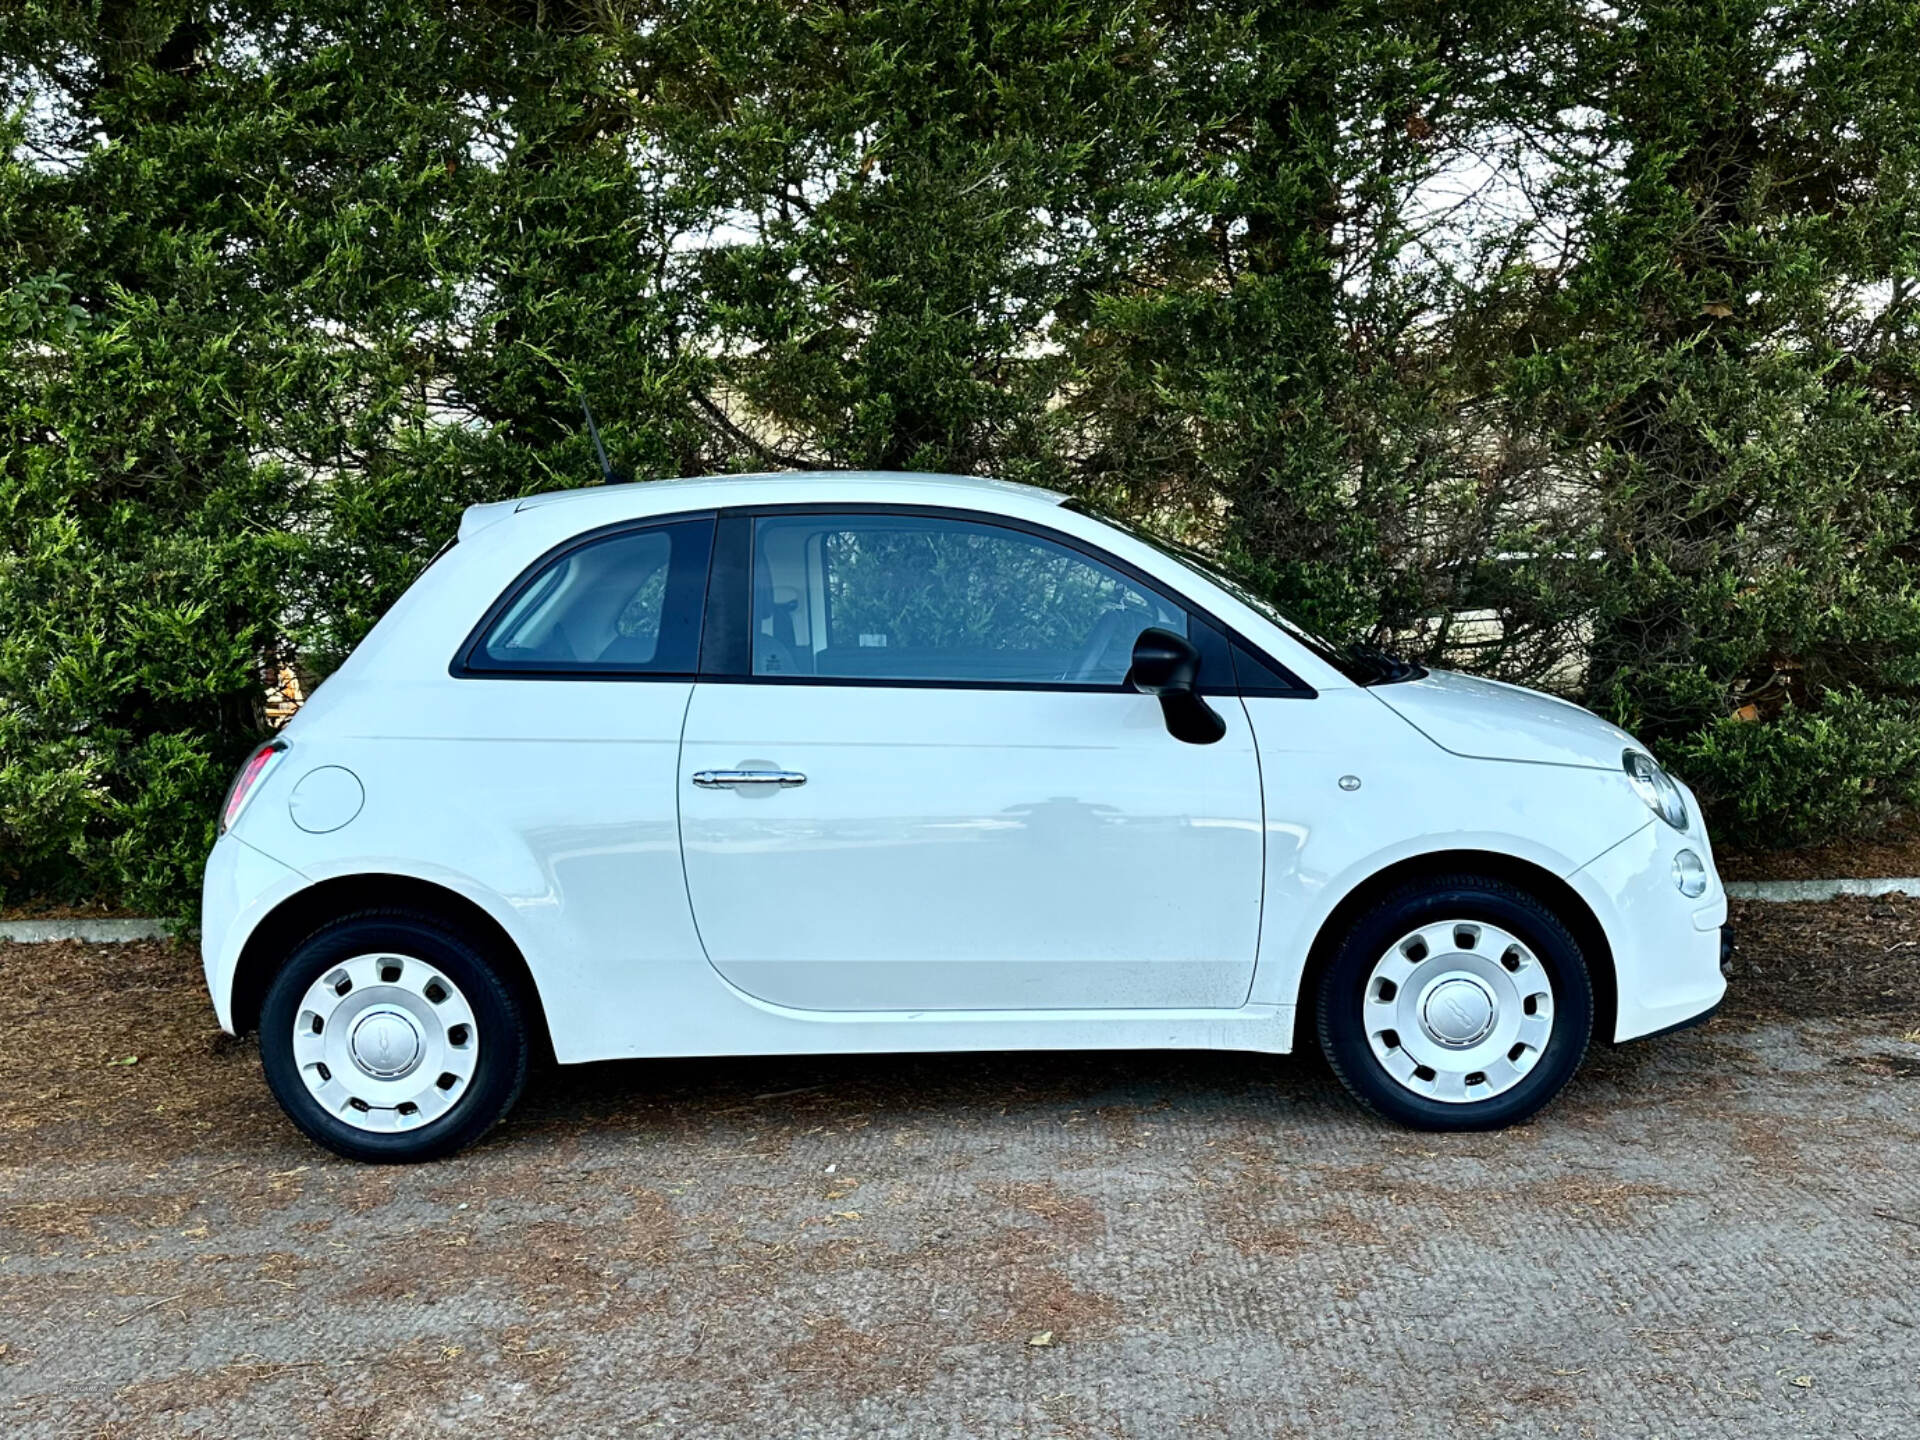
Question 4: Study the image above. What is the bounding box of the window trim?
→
[699,502,1315,698]
[450,510,718,681]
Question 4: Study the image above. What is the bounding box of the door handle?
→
[692,769,807,789]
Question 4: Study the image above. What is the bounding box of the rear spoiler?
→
[457,499,520,541]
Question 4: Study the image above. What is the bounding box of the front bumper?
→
[1570,819,1728,1043]
[1629,924,1733,1041]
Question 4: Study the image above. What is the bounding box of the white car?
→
[203,471,1729,1161]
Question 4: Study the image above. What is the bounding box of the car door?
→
[677,507,1266,1012]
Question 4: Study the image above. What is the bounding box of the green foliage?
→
[1669,692,1920,850]
[2,0,1918,917]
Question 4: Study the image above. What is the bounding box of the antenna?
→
[579,391,617,486]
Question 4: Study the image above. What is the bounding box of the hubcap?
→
[292,954,480,1133]
[1420,976,1497,1047]
[349,1008,423,1078]
[1363,920,1554,1104]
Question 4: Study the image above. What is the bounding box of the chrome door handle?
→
[692,769,807,789]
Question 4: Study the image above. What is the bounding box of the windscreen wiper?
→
[1341,642,1426,686]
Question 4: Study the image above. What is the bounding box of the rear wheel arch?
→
[230,874,554,1060]
[1294,849,1617,1048]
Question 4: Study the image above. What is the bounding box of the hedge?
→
[3,0,1919,919]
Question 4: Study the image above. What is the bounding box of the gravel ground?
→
[3,899,1919,1439]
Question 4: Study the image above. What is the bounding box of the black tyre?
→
[1315,875,1593,1131]
[259,908,530,1162]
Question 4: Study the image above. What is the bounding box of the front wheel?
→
[1315,876,1593,1131]
[259,909,530,1162]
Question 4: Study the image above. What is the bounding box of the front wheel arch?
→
[230,874,554,1062]
[1293,850,1616,1050]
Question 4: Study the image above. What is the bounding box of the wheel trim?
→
[1362,920,1554,1104]
[292,953,480,1134]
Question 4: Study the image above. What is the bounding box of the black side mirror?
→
[1129,627,1227,745]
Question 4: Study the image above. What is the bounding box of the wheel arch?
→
[229,873,554,1059]
[1293,848,1617,1048]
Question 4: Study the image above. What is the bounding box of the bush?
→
[1668,693,1920,850]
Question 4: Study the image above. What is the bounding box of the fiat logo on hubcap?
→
[1421,977,1497,1048]
[349,1009,423,1078]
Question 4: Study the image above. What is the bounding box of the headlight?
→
[1623,750,1687,830]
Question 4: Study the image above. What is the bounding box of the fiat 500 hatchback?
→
[203,471,1728,1161]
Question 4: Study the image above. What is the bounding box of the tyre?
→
[259,908,531,1162]
[1315,875,1593,1131]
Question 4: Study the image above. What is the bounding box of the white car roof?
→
[457,471,1065,541]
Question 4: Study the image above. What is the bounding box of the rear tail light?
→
[220,741,288,835]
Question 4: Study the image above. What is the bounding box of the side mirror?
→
[1129,627,1227,745]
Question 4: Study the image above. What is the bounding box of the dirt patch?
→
[1834,1051,1920,1079]
[993,1261,1122,1343]
[986,1179,1106,1241]
[0,938,282,1165]
[1531,1174,1681,1223]
[1719,811,1920,881]
[1219,1206,1389,1258]
[1721,895,1920,1027]
[111,1343,479,1437]
[777,1314,935,1402]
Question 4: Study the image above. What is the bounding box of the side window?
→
[466,517,713,674]
[750,513,1185,685]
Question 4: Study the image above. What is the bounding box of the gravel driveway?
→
[4,899,1918,1438]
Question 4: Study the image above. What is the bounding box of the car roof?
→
[458,471,1065,541]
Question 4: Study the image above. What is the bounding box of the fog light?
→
[1673,849,1708,898]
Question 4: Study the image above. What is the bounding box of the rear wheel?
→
[259,909,530,1162]
[1315,875,1593,1130]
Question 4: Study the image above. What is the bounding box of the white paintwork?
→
[1570,775,1727,1041]
[201,470,1727,1071]
[1369,669,1644,769]
[679,684,1264,1011]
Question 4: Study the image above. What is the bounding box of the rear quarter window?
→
[460,517,714,675]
